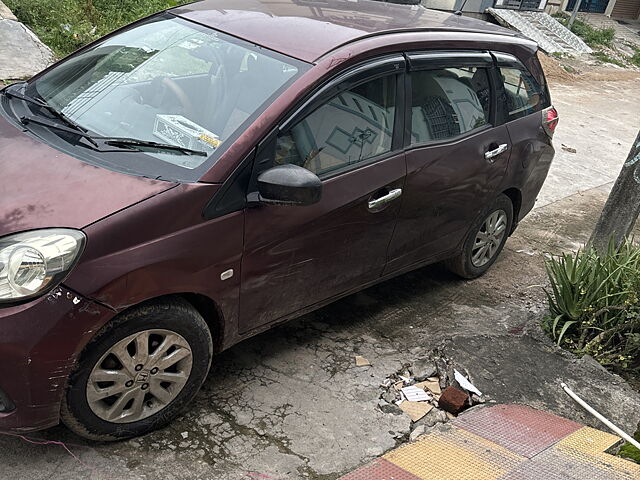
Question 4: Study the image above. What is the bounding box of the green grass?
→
[543,241,640,374]
[4,0,190,57]
[631,48,640,68]
[591,51,626,67]
[618,427,640,463]
[553,13,616,48]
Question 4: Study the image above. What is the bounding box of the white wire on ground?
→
[561,382,640,450]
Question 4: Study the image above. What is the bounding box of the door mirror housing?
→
[257,164,322,206]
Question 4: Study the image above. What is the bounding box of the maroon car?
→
[0,0,557,440]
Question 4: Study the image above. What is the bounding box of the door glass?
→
[275,75,397,176]
[410,67,490,145]
[499,67,544,120]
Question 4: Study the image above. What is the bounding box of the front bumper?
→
[0,286,114,433]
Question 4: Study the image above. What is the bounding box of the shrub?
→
[4,0,187,57]
[543,241,640,373]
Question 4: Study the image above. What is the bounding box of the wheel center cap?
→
[135,370,150,383]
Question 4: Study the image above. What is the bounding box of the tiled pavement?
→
[339,405,640,480]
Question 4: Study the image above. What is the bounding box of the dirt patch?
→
[539,51,640,85]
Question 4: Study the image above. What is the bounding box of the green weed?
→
[592,51,626,67]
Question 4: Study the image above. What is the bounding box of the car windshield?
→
[25,14,305,179]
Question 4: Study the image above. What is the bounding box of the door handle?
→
[485,143,508,162]
[368,188,402,210]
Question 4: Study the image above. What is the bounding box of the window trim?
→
[248,55,407,186]
[403,51,498,150]
[491,51,550,123]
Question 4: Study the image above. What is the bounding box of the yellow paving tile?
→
[384,426,526,480]
[555,426,640,478]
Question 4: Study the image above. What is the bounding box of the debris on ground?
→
[401,385,431,402]
[399,401,433,422]
[354,355,371,367]
[454,369,482,396]
[562,144,577,154]
[438,386,470,415]
[377,356,488,438]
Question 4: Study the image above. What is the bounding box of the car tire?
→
[61,298,212,441]
[445,194,513,279]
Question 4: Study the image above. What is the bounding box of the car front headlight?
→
[0,229,86,303]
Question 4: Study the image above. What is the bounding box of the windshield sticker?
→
[153,114,220,159]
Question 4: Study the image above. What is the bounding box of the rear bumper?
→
[0,286,114,433]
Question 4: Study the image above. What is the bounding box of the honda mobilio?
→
[0,0,557,439]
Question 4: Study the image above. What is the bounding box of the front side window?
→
[25,15,305,180]
[274,75,397,177]
[410,67,491,145]
[499,66,544,120]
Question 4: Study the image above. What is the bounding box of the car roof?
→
[172,0,519,63]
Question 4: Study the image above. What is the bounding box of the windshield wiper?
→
[19,115,207,156]
[5,84,96,145]
[103,138,207,156]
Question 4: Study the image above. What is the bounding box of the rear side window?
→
[275,74,397,177]
[410,67,491,145]
[499,67,544,121]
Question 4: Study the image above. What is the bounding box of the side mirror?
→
[257,164,322,206]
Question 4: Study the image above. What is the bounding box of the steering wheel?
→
[149,76,196,119]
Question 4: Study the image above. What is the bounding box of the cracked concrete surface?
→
[0,79,638,479]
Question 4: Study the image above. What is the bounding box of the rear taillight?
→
[542,106,559,138]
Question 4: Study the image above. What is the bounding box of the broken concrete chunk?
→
[399,401,434,422]
[414,408,448,428]
[409,425,426,441]
[438,386,469,414]
[411,359,437,381]
[355,355,371,367]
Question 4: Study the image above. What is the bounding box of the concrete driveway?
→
[0,78,639,480]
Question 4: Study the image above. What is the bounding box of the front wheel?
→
[445,194,513,279]
[61,298,212,441]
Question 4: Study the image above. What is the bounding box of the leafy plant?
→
[4,0,188,57]
[543,241,640,373]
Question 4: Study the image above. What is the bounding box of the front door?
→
[386,52,511,273]
[239,59,406,333]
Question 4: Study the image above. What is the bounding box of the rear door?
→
[239,57,407,333]
[385,51,512,274]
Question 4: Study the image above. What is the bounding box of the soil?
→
[539,51,640,84]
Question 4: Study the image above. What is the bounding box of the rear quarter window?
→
[499,66,546,121]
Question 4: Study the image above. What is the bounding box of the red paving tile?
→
[338,458,422,480]
[453,404,582,458]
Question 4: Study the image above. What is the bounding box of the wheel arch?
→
[93,292,226,355]
[501,187,522,234]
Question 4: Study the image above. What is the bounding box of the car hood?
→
[0,116,176,237]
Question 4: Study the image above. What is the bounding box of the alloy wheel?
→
[86,329,193,423]
[471,209,508,268]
